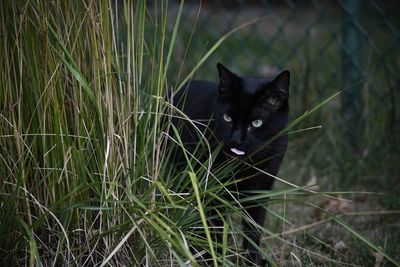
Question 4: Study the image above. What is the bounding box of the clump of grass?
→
[0,1,252,265]
[1,1,398,266]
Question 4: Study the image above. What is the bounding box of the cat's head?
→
[214,63,290,157]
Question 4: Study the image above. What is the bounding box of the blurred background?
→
[158,0,400,204]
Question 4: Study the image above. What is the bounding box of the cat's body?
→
[172,63,290,265]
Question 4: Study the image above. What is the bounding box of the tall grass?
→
[0,1,252,265]
[1,1,399,266]
[0,0,179,264]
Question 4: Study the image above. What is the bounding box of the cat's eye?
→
[223,114,232,123]
[251,119,263,128]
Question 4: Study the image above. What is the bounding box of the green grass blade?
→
[188,171,217,267]
[332,215,399,266]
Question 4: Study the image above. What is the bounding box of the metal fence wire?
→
[167,0,400,154]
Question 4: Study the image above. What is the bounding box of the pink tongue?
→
[230,148,245,155]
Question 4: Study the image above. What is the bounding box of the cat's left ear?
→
[270,70,290,100]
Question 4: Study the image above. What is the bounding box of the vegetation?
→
[0,1,398,266]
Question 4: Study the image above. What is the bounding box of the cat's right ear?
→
[217,63,240,98]
[270,70,290,100]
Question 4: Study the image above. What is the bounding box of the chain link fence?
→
[165,0,399,175]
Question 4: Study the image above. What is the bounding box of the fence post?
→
[341,0,364,146]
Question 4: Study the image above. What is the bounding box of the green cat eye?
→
[251,119,263,128]
[223,114,232,123]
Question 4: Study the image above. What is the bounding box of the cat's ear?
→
[217,63,240,97]
[269,70,290,100]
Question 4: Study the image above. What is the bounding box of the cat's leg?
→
[242,205,267,266]
[194,209,224,266]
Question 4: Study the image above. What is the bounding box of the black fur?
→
[172,63,290,265]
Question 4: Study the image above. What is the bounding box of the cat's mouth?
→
[230,147,245,156]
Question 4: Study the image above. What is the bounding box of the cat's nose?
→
[230,130,242,146]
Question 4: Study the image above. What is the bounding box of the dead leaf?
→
[372,251,384,267]
[333,240,348,252]
[323,195,351,214]
[315,195,352,220]
[306,170,320,191]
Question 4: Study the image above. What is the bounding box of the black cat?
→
[171,63,290,265]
